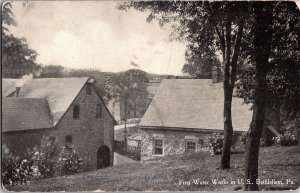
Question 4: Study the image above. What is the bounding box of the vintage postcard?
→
[1,1,300,192]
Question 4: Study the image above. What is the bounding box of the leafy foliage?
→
[206,133,223,155]
[58,148,83,175]
[2,146,37,185]
[111,69,149,119]
[2,35,40,78]
[2,2,17,32]
[273,133,299,146]
[38,65,65,78]
[236,2,300,119]
[2,138,83,185]
[2,2,40,78]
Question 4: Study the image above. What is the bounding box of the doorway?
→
[97,145,110,169]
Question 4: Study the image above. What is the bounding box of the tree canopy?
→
[236,2,300,120]
[2,2,40,78]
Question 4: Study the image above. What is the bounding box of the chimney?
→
[212,67,219,83]
[15,74,33,97]
[16,87,21,97]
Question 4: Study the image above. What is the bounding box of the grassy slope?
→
[5,146,300,192]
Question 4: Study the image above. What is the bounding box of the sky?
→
[8,1,187,75]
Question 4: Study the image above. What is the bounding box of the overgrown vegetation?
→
[206,133,224,155]
[5,146,300,191]
[273,133,299,147]
[2,139,83,185]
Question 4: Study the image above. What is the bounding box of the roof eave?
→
[2,126,56,133]
[139,125,247,133]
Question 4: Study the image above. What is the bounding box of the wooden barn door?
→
[97,145,110,169]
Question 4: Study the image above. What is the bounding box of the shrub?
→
[2,146,38,185]
[2,139,83,185]
[57,147,83,175]
[207,133,223,155]
[273,132,299,146]
[35,138,60,178]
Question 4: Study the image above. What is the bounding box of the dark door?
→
[97,145,110,169]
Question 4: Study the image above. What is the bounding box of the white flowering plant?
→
[2,138,83,185]
[273,132,299,146]
[207,133,223,155]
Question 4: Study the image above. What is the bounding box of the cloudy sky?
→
[9,1,187,75]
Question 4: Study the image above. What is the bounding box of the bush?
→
[2,146,38,185]
[273,132,299,146]
[57,147,83,175]
[35,139,60,178]
[2,139,83,185]
[207,133,223,155]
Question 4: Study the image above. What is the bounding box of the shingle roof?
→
[2,98,54,132]
[139,79,252,132]
[2,79,18,97]
[17,77,89,125]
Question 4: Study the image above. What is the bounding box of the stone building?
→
[139,78,279,161]
[2,77,115,170]
[139,76,279,160]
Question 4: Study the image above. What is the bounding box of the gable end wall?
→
[54,83,114,170]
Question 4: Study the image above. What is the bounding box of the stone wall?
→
[54,84,114,171]
[140,128,245,161]
[2,128,57,156]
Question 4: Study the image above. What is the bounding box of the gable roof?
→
[16,77,89,125]
[139,79,252,132]
[2,77,115,127]
[2,98,54,132]
[2,79,18,97]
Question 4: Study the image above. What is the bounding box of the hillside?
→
[5,146,300,192]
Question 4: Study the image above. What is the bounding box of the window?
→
[65,135,73,149]
[186,140,196,152]
[86,84,92,95]
[96,104,102,118]
[154,139,163,155]
[73,104,80,118]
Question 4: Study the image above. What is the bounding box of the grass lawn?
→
[4,146,300,192]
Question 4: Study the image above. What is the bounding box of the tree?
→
[236,2,300,121]
[244,2,274,190]
[112,70,149,118]
[2,2,17,32]
[38,64,65,78]
[111,69,149,144]
[2,2,40,78]
[118,1,249,169]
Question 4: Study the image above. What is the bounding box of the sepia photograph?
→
[1,1,300,191]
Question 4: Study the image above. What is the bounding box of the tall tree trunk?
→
[221,16,245,169]
[221,84,234,169]
[220,19,233,169]
[244,3,273,190]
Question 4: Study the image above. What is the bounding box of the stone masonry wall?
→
[140,128,244,161]
[54,84,114,171]
[2,128,57,157]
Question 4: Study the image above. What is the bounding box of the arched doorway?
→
[97,145,110,169]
